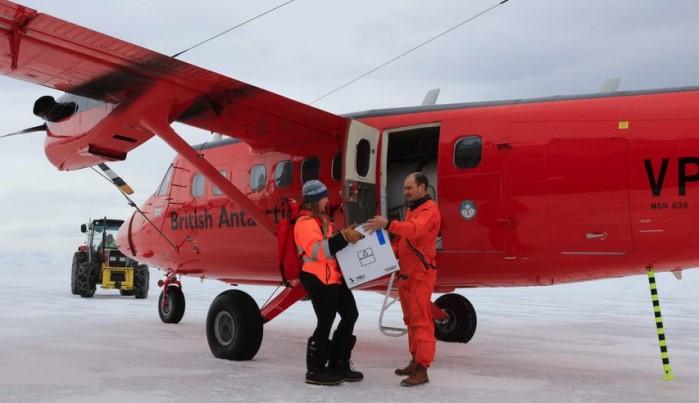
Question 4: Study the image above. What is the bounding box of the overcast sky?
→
[2,0,699,257]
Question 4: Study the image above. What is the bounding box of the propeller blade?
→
[0,123,47,139]
[97,163,135,195]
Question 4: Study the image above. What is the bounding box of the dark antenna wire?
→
[172,0,296,58]
[310,0,511,105]
[90,166,179,252]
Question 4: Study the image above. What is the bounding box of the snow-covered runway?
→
[2,254,698,402]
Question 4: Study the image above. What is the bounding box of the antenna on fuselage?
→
[421,88,440,106]
[600,78,621,93]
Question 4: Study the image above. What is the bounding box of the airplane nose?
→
[117,213,138,258]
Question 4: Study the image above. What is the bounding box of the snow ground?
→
[1,253,698,403]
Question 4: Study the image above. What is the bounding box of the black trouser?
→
[300,271,358,341]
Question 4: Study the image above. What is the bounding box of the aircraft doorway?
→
[381,124,440,228]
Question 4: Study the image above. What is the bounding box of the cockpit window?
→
[157,164,174,196]
[192,173,205,197]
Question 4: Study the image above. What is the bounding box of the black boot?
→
[329,334,363,382]
[306,337,344,385]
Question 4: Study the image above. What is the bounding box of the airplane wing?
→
[0,1,347,163]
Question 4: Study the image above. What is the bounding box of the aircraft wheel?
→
[77,261,96,298]
[71,252,87,295]
[206,289,263,361]
[134,264,149,299]
[158,286,185,323]
[434,293,477,343]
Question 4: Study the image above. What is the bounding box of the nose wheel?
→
[158,273,185,324]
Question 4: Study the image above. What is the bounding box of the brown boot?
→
[400,364,429,387]
[394,359,416,376]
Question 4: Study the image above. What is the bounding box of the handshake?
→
[340,225,364,244]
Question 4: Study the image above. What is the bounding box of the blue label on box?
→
[376,230,386,245]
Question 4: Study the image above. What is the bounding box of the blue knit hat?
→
[302,180,328,202]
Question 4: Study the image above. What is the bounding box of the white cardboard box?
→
[335,224,399,288]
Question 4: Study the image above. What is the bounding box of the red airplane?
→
[1,1,696,361]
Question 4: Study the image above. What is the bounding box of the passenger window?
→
[249,164,266,192]
[454,136,482,169]
[302,157,320,183]
[157,164,173,196]
[355,139,371,177]
[192,173,205,197]
[275,160,292,188]
[331,153,342,182]
[212,169,228,195]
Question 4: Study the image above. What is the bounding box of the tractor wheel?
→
[434,293,477,343]
[71,252,87,295]
[134,264,149,299]
[158,286,185,324]
[206,290,263,361]
[77,261,96,298]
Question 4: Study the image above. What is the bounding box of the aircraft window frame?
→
[212,169,229,196]
[274,160,293,188]
[249,164,267,192]
[355,139,371,177]
[191,173,205,197]
[331,153,342,182]
[301,157,320,184]
[156,164,174,196]
[454,135,482,169]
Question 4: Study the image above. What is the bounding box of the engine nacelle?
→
[33,95,77,122]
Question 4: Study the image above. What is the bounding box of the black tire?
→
[134,264,149,299]
[71,252,87,295]
[76,261,96,298]
[206,290,263,361]
[434,293,477,343]
[158,286,185,323]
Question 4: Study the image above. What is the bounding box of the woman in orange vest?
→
[294,179,364,385]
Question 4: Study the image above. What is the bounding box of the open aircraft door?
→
[343,120,380,225]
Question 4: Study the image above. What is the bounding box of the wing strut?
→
[141,105,277,239]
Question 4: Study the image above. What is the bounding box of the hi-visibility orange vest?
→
[294,214,343,285]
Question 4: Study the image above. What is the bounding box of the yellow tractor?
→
[71,218,149,298]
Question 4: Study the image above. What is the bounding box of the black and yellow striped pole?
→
[646,268,674,380]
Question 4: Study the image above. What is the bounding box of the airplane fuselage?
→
[118,87,699,290]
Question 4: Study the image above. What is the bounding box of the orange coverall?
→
[387,197,441,368]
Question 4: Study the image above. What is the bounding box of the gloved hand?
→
[341,227,364,244]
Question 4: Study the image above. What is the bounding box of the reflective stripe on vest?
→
[300,239,332,262]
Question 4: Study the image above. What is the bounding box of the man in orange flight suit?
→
[365,172,441,387]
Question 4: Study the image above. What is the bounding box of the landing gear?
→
[158,285,185,324]
[434,293,477,343]
[76,261,96,298]
[206,290,263,361]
